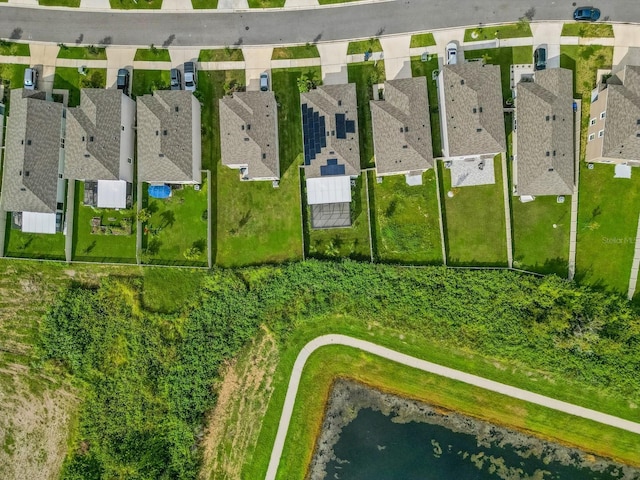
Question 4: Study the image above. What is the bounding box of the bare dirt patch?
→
[199,326,279,480]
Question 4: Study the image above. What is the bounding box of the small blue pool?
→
[148,184,171,199]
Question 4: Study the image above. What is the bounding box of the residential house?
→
[64,89,136,209]
[300,84,360,228]
[370,77,433,184]
[219,91,280,181]
[0,89,65,234]
[586,65,640,167]
[137,90,201,185]
[515,68,574,197]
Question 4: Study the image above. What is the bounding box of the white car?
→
[24,68,37,90]
[446,42,458,65]
[184,62,197,92]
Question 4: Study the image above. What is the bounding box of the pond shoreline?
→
[307,378,640,480]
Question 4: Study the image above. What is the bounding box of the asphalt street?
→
[0,1,637,47]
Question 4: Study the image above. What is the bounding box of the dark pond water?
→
[325,408,635,480]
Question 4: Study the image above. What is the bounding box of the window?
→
[545,116,550,121]
[262,153,266,159]
[89,136,94,142]
[472,108,477,114]
[121,125,125,131]
[127,158,132,164]
[600,111,606,119]
[588,133,595,142]
[598,129,604,138]
[545,151,550,157]
[590,118,596,126]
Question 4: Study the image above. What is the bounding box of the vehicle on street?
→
[573,6,601,21]
[170,68,182,90]
[117,68,130,95]
[446,42,458,65]
[534,46,547,71]
[260,72,269,92]
[184,62,197,92]
[23,68,37,90]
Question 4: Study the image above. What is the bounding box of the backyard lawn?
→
[272,45,320,60]
[57,45,107,60]
[561,23,614,38]
[134,48,171,62]
[410,33,436,48]
[410,56,442,157]
[141,180,209,266]
[3,215,65,260]
[213,68,308,267]
[464,22,532,42]
[439,157,508,266]
[0,41,30,57]
[52,67,106,107]
[347,39,383,55]
[72,182,137,263]
[131,69,170,98]
[369,171,442,264]
[347,61,386,169]
[305,174,371,260]
[576,164,640,294]
[198,48,244,62]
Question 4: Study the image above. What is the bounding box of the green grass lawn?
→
[110,0,162,8]
[142,267,207,313]
[39,0,80,6]
[439,156,508,266]
[3,215,65,260]
[191,0,217,7]
[212,68,307,267]
[134,48,171,62]
[410,32,436,48]
[52,67,106,107]
[141,181,208,266]
[271,45,320,60]
[347,61,385,169]
[464,46,533,101]
[131,69,170,98]
[0,41,30,57]
[304,174,371,260]
[318,0,359,4]
[57,46,107,60]
[464,22,532,42]
[410,56,442,157]
[198,48,244,62]
[576,164,640,294]
[247,0,284,7]
[0,64,28,111]
[561,23,615,37]
[369,170,442,264]
[71,182,137,263]
[347,38,383,55]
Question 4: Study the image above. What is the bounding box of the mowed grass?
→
[304,174,371,260]
[271,45,320,60]
[52,67,106,107]
[39,0,80,6]
[214,68,306,267]
[348,61,385,169]
[198,48,244,62]
[110,0,162,8]
[0,41,30,57]
[369,171,442,264]
[133,48,171,62]
[410,33,436,48]
[131,69,170,97]
[347,38,383,55]
[141,180,209,266]
[464,22,532,42]
[561,23,614,37]
[247,0,284,7]
[57,46,107,60]
[3,215,65,260]
[191,0,217,7]
[142,267,207,313]
[439,157,508,266]
[464,46,533,101]
[410,56,442,156]
[71,181,137,263]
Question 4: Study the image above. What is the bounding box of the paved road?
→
[0,1,638,47]
[265,334,640,480]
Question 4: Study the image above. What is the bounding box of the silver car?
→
[446,42,458,65]
[24,68,37,90]
[184,62,197,92]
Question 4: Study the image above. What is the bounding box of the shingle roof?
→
[137,90,200,183]
[440,63,506,157]
[516,68,574,196]
[219,91,279,180]
[600,65,640,161]
[300,84,360,179]
[65,89,127,181]
[0,89,63,213]
[370,77,433,175]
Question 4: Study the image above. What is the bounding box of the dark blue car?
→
[573,6,601,21]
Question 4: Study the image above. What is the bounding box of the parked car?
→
[170,68,182,90]
[260,72,269,92]
[446,42,458,65]
[573,6,600,21]
[184,62,197,92]
[534,46,547,71]
[117,68,130,95]
[23,68,37,90]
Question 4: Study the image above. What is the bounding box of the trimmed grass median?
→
[191,0,217,7]
[347,38,383,55]
[110,0,162,8]
[198,48,244,62]
[39,0,80,6]
[464,22,532,42]
[134,47,171,62]
[271,45,320,60]
[561,23,614,38]
[57,45,107,60]
[247,0,284,7]
[410,33,436,48]
[0,41,30,57]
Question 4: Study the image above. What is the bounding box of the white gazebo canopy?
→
[97,180,127,209]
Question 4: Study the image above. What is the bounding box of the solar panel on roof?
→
[320,163,346,176]
[335,113,346,139]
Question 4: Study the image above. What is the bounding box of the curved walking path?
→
[266,334,640,480]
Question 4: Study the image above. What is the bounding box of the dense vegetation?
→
[39,261,640,478]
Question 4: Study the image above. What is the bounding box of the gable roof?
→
[137,90,199,183]
[516,68,574,196]
[370,77,433,174]
[219,91,279,180]
[599,65,640,161]
[300,84,360,179]
[65,89,127,181]
[0,89,63,213]
[440,63,506,157]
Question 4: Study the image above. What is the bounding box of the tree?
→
[183,246,202,261]
[137,208,152,224]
